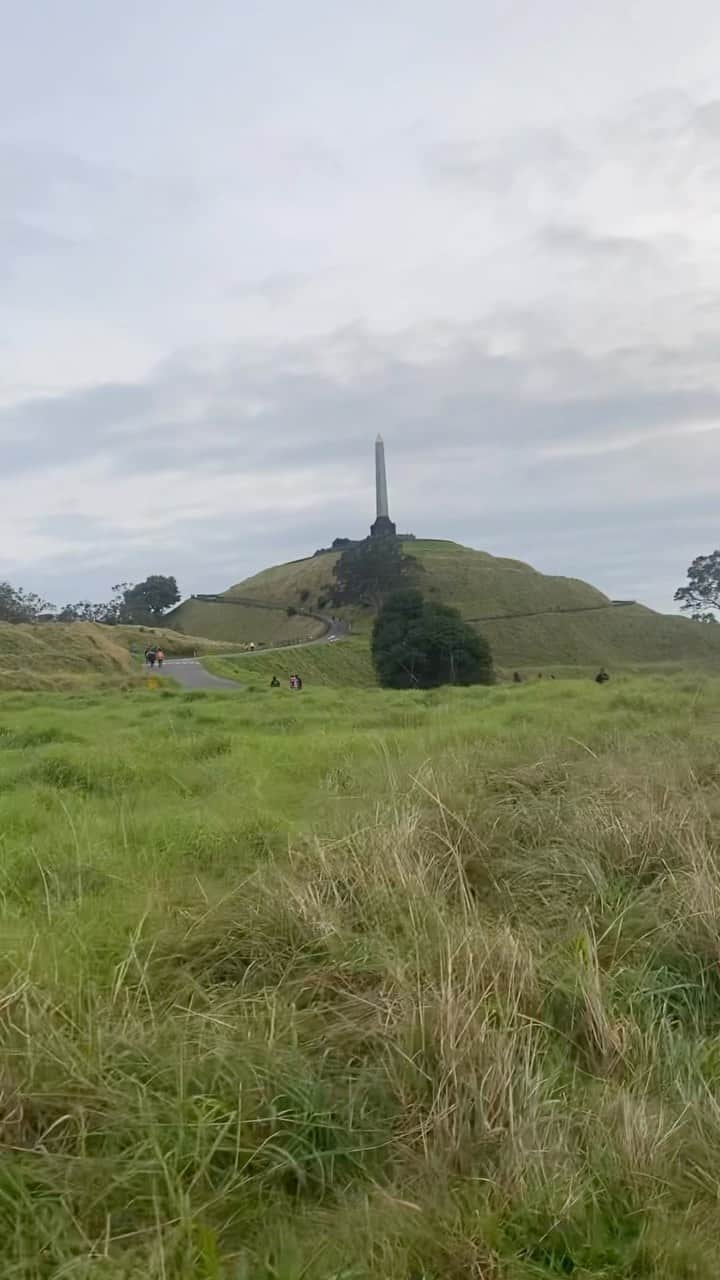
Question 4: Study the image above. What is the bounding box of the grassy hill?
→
[169,539,720,671]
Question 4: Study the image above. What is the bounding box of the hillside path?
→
[159,659,241,691]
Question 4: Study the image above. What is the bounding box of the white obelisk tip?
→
[376,433,383,444]
[375,434,389,518]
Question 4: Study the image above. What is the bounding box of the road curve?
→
[159,659,241,691]
[153,620,351,689]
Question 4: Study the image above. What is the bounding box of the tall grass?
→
[0,676,719,1275]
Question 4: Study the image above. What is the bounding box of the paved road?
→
[159,659,241,691]
[154,620,351,691]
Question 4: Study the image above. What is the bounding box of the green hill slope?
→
[411,539,608,616]
[168,539,720,671]
[166,597,326,646]
[481,605,720,669]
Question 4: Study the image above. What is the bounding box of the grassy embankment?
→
[2,674,720,1275]
[166,598,326,647]
[0,622,236,692]
[0,622,133,692]
[206,636,376,687]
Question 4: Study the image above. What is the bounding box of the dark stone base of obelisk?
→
[370,516,397,538]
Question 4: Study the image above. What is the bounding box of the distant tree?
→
[0,582,54,623]
[56,578,179,626]
[56,585,126,625]
[56,599,118,623]
[118,576,180,623]
[332,538,417,611]
[372,589,494,689]
[675,552,720,621]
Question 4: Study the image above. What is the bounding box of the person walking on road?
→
[156,649,165,670]
[146,648,157,669]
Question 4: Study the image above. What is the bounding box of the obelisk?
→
[370,434,397,537]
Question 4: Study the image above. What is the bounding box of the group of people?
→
[512,668,610,684]
[270,673,303,690]
[144,647,166,670]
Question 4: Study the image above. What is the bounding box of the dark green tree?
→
[118,575,180,623]
[372,589,494,689]
[332,538,417,610]
[675,552,720,621]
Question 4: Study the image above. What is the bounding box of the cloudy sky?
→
[2,0,720,610]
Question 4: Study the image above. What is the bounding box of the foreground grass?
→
[1,676,720,1275]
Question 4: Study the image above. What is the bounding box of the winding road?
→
[158,620,350,690]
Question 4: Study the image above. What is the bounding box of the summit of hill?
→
[166,538,720,670]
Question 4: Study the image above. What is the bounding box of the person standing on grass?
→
[270,675,281,687]
[156,648,165,670]
[595,667,610,684]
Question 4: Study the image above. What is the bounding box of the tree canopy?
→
[0,575,181,626]
[119,576,180,622]
[332,538,417,610]
[675,551,720,622]
[372,589,494,689]
[0,583,53,623]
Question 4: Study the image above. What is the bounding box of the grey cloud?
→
[0,217,74,255]
[691,100,720,137]
[425,127,586,195]
[230,271,319,304]
[0,140,203,240]
[0,215,75,279]
[537,223,658,264]
[4,325,720,483]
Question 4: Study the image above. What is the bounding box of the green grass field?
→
[3,672,720,1276]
